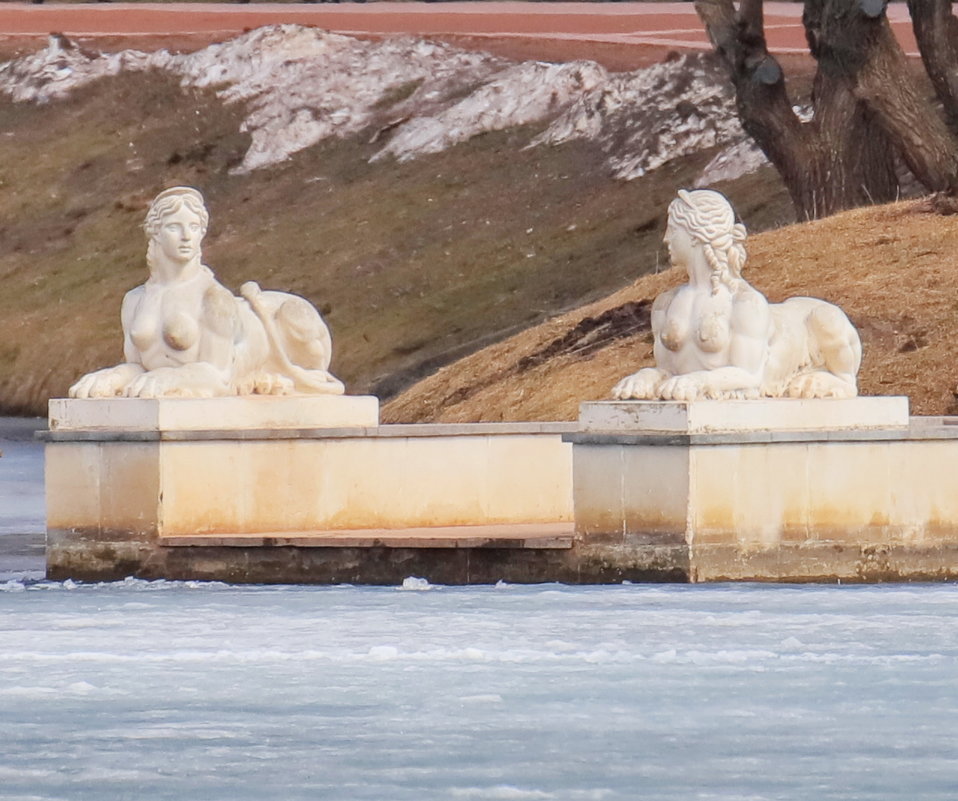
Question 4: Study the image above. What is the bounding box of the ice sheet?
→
[0,418,45,581]
[1,579,956,800]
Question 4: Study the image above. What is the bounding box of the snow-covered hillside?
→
[0,25,762,180]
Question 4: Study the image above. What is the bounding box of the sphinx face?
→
[664,219,695,271]
[156,206,204,265]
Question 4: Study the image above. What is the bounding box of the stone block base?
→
[44,397,958,585]
[580,397,909,433]
[567,399,958,582]
[49,395,380,432]
[43,399,577,583]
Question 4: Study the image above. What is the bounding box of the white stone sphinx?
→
[612,189,861,402]
[69,186,344,399]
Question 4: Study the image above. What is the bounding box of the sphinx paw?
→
[611,369,664,400]
[786,372,856,399]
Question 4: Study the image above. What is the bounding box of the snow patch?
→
[66,680,97,695]
[452,787,553,800]
[533,52,744,180]
[0,27,753,181]
[373,60,607,163]
[695,137,769,187]
[459,693,504,704]
[0,35,154,103]
[367,645,400,660]
[400,576,434,591]
[187,26,505,171]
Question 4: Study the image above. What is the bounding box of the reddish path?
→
[0,2,921,56]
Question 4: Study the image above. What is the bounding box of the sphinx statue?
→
[612,189,861,401]
[69,186,344,399]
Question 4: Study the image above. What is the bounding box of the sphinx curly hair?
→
[668,189,747,295]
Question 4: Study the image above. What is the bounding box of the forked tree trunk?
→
[827,0,958,194]
[795,83,899,219]
[696,0,958,220]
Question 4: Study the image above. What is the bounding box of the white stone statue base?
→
[39,396,958,583]
[49,395,380,432]
[580,397,909,434]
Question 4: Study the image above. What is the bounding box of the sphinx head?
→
[144,186,210,269]
[667,189,747,291]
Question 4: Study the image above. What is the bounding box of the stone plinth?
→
[580,397,909,433]
[44,398,577,583]
[49,395,379,432]
[567,399,958,582]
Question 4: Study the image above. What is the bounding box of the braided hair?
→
[667,189,747,295]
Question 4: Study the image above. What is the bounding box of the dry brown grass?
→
[384,198,958,422]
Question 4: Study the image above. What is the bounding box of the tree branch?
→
[803,0,826,58]
[739,0,766,41]
[694,0,739,61]
[694,0,804,167]
[907,0,958,130]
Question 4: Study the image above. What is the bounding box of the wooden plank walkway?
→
[160,522,575,550]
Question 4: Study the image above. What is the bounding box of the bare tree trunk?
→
[696,0,899,219]
[825,0,958,193]
[697,0,958,219]
[907,0,958,130]
[803,80,899,216]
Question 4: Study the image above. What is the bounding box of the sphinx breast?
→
[163,312,200,352]
[129,317,157,354]
[659,318,688,352]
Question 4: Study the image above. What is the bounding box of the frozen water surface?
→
[1,579,957,800]
[0,418,45,581]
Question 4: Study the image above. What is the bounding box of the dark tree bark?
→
[696,0,958,220]
[908,0,958,129]
[833,0,958,193]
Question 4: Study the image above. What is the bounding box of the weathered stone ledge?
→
[565,420,958,447]
[40,421,577,443]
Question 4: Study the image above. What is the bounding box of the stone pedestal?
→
[49,395,380,432]
[45,395,958,585]
[566,398,958,582]
[43,397,576,583]
[580,397,909,433]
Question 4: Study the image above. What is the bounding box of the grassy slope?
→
[0,66,791,415]
[384,199,958,422]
